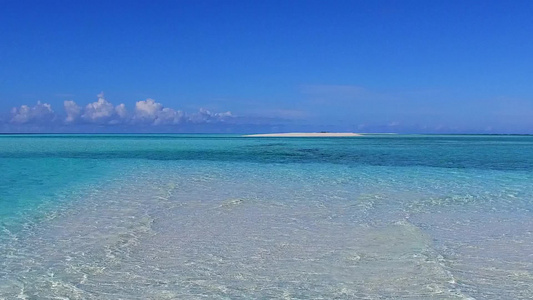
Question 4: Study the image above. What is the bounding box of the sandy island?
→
[243,132,362,137]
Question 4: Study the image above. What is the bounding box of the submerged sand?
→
[244,132,362,137]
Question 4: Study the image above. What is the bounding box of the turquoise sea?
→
[0,134,532,299]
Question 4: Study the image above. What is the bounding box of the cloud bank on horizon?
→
[3,89,532,134]
[6,93,234,130]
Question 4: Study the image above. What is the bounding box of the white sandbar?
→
[243,132,362,137]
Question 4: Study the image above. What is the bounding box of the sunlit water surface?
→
[0,135,532,299]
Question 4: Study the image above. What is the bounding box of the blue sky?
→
[1,0,532,133]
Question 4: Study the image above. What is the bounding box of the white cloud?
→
[132,100,233,125]
[134,99,162,122]
[5,93,234,129]
[64,100,81,123]
[115,103,128,119]
[11,101,55,124]
[82,92,115,122]
[134,99,186,125]
[189,108,233,123]
[154,107,184,125]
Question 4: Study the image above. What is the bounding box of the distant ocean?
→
[1,134,532,299]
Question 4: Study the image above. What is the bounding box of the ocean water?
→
[0,134,532,299]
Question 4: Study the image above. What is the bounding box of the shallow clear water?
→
[0,134,532,299]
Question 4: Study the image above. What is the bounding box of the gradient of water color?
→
[1,134,532,299]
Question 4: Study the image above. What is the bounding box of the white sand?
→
[243,132,362,137]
